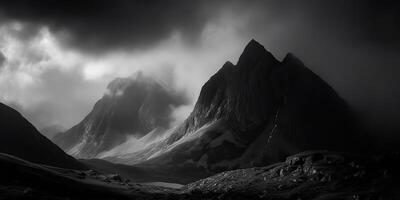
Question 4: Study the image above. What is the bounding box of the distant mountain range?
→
[0,102,85,169]
[54,40,359,173]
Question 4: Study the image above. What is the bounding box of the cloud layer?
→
[0,0,221,53]
[0,12,248,130]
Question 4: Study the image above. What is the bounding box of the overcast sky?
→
[0,0,399,139]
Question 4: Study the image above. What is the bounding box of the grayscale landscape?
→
[0,1,399,199]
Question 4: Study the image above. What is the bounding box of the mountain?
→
[53,72,187,158]
[104,40,358,172]
[0,102,85,169]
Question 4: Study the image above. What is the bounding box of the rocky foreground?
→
[1,151,399,200]
[182,151,400,199]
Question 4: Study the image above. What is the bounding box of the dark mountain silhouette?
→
[0,102,85,169]
[105,40,358,172]
[53,72,187,158]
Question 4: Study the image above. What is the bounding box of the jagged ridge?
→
[113,39,357,172]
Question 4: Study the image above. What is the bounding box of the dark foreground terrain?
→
[183,151,400,199]
[1,151,399,200]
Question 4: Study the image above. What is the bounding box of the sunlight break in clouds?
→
[0,22,79,106]
[0,22,104,130]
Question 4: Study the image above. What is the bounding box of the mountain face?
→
[0,102,85,169]
[104,40,358,171]
[54,72,186,158]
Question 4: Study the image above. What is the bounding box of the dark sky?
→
[0,0,399,142]
[0,0,399,51]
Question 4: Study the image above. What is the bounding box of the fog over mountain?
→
[0,1,399,197]
[0,37,399,199]
[0,1,399,145]
[54,72,188,158]
[98,40,360,171]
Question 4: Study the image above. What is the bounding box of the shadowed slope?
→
[0,102,85,169]
[107,40,359,173]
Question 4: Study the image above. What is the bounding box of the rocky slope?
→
[0,152,178,200]
[53,72,186,158]
[182,151,400,199]
[0,102,85,169]
[1,151,398,199]
[105,40,358,172]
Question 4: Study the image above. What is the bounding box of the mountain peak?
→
[237,39,278,67]
[247,39,264,49]
[90,40,359,173]
[54,72,188,158]
[242,39,267,56]
[106,71,157,97]
[282,52,303,66]
[218,61,235,74]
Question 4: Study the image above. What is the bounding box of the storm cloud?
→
[0,0,399,146]
[0,1,398,52]
[0,0,217,53]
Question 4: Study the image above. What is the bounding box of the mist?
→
[0,0,399,143]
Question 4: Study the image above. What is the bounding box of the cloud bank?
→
[0,12,248,130]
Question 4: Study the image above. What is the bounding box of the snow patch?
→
[68,121,93,156]
[98,128,168,158]
[146,121,215,160]
[141,182,183,189]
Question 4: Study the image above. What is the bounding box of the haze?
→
[0,0,399,141]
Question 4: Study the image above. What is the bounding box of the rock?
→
[76,171,86,179]
[183,151,399,199]
[107,174,123,182]
[23,187,32,195]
